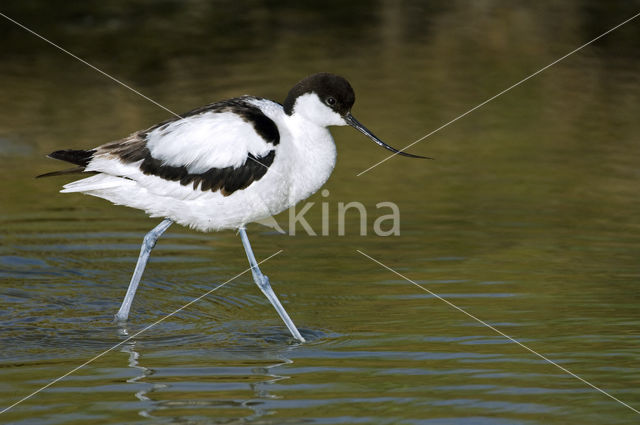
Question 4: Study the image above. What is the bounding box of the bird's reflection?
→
[116,324,299,423]
[243,358,293,422]
[118,325,160,419]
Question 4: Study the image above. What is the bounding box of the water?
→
[1,1,640,424]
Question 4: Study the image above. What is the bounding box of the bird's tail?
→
[36,149,96,178]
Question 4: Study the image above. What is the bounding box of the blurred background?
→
[1,1,639,424]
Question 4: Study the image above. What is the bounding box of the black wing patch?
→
[146,97,280,146]
[41,97,279,196]
[36,149,97,178]
[47,149,96,166]
[130,97,280,196]
[137,148,276,196]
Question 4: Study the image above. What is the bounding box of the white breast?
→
[248,98,338,207]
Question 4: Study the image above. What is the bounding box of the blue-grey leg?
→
[238,227,305,342]
[115,218,173,322]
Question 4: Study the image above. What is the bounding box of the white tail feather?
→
[61,174,130,193]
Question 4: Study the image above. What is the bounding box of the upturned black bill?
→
[344,113,429,159]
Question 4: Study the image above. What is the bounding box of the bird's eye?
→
[326,97,336,106]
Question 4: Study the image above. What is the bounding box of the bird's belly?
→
[74,169,293,232]
[68,131,336,232]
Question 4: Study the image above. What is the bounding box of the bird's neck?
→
[284,113,337,203]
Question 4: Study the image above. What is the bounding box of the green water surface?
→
[1,1,639,424]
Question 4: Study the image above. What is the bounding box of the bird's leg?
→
[238,227,305,342]
[114,218,173,322]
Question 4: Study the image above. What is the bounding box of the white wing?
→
[146,109,276,173]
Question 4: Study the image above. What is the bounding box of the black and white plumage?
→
[40,73,424,341]
[52,96,297,231]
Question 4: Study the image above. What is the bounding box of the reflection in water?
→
[118,325,297,423]
[245,359,293,422]
[119,326,157,419]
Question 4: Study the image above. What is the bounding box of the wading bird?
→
[39,73,424,342]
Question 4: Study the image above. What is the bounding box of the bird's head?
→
[284,73,426,158]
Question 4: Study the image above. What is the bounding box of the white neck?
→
[283,112,337,205]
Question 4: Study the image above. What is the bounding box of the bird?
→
[38,73,425,342]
